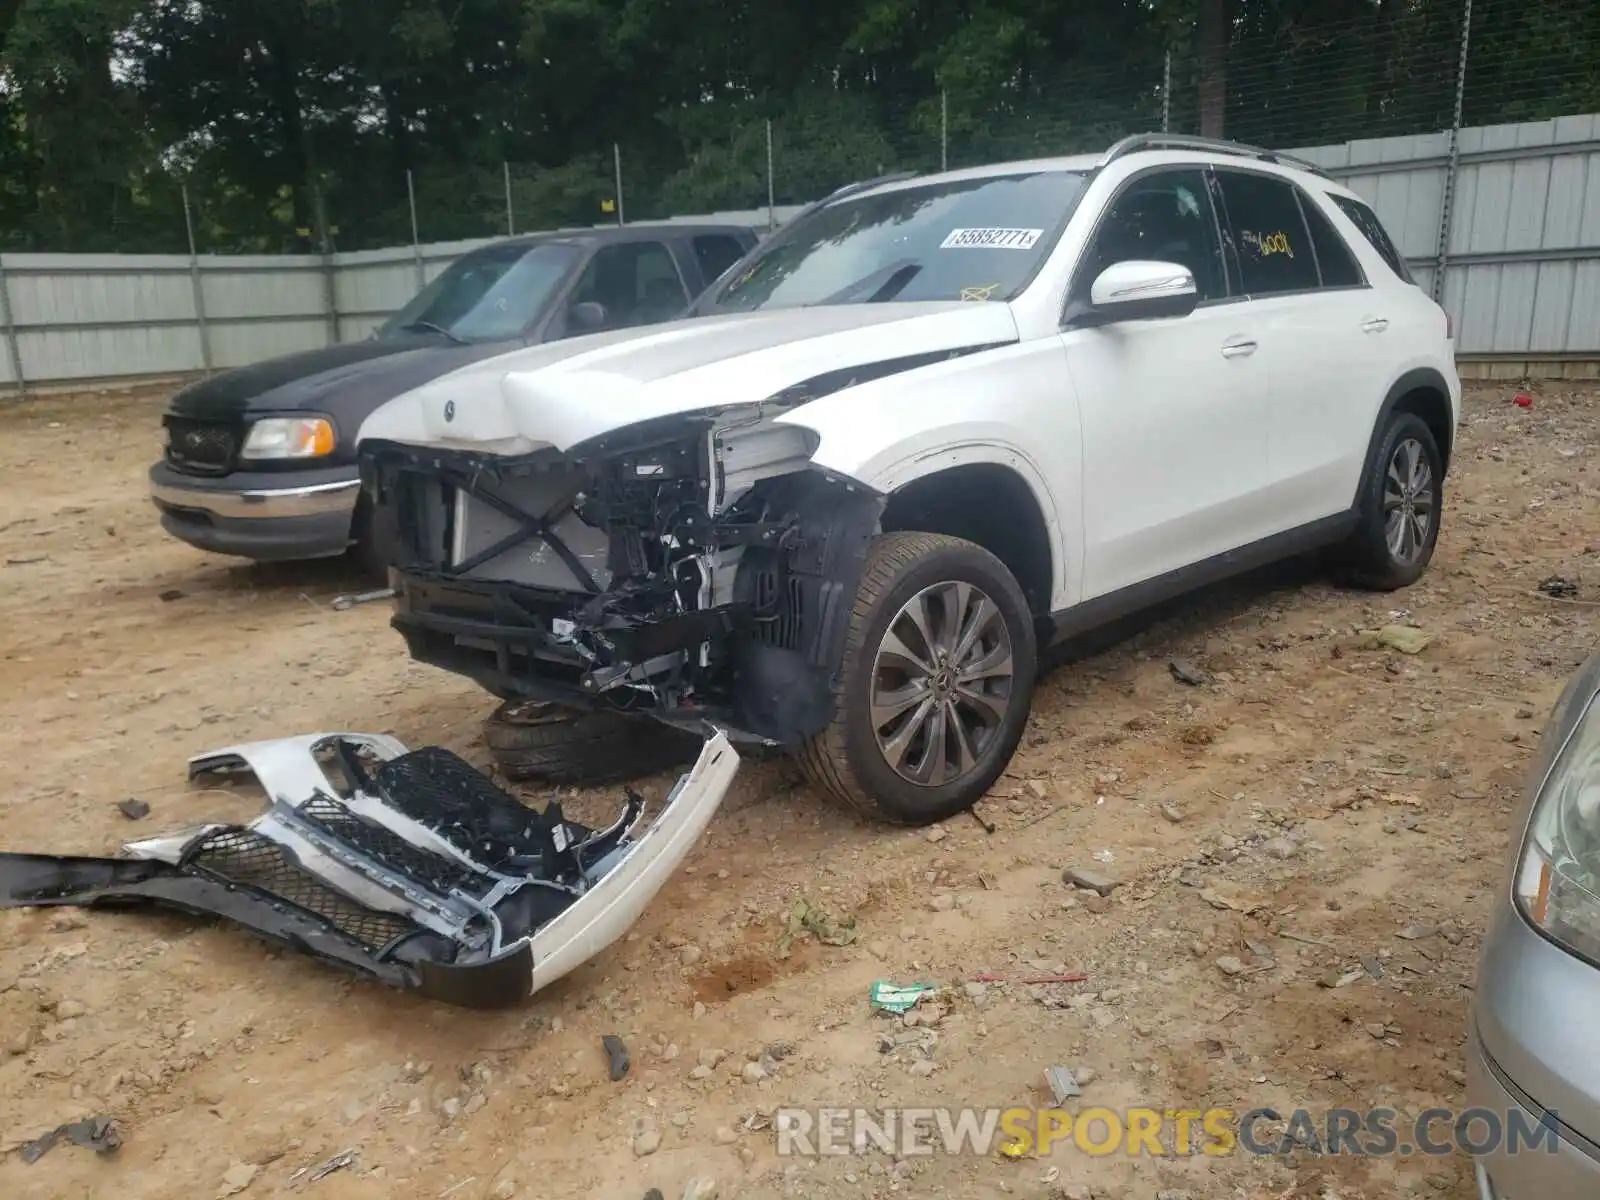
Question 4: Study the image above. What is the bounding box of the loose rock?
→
[217,1161,258,1198]
[634,1126,662,1157]
[1215,956,1246,977]
[1060,866,1120,897]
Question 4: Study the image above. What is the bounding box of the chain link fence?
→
[3,0,1599,393]
[13,0,1586,256]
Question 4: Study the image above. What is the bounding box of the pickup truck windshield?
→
[378,242,582,342]
[711,170,1087,312]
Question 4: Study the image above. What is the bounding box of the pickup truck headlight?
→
[241,416,337,460]
[1515,683,1600,963]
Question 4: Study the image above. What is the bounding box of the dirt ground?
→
[0,381,1595,1200]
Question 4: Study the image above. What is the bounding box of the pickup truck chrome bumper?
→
[149,476,360,520]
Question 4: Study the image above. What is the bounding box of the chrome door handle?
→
[1220,339,1258,359]
[1362,317,1390,333]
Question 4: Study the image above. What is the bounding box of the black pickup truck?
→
[149,222,757,570]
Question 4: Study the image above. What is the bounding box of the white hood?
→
[358,301,1019,453]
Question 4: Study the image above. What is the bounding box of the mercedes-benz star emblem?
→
[443,400,456,422]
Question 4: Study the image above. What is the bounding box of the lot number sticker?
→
[940,227,1044,250]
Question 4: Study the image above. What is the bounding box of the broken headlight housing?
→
[1515,679,1600,964]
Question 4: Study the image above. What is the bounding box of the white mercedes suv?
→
[359,133,1460,826]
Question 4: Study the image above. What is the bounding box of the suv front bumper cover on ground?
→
[0,729,739,1007]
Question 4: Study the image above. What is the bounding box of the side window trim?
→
[664,237,703,298]
[1064,163,1235,315]
[1203,167,1243,299]
[1290,187,1325,287]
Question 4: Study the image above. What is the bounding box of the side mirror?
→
[566,300,608,335]
[1075,260,1198,327]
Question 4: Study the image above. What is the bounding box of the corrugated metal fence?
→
[1292,112,1600,374]
[2,115,1598,394]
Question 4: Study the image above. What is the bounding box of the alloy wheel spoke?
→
[945,699,978,776]
[955,682,1009,724]
[903,592,941,664]
[1385,511,1407,559]
[879,696,937,772]
[951,595,998,668]
[911,702,950,786]
[958,641,1014,686]
[878,628,934,678]
[871,681,929,731]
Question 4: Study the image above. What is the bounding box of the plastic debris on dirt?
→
[869,981,938,1014]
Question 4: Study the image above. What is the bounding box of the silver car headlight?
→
[1515,684,1600,963]
[241,416,337,460]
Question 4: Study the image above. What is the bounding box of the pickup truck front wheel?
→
[797,532,1038,825]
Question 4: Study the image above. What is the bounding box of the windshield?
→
[378,242,582,342]
[710,170,1087,312]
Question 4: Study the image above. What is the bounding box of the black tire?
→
[1335,411,1444,591]
[347,493,394,583]
[484,700,699,786]
[795,532,1038,826]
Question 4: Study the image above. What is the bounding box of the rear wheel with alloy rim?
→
[1336,411,1444,591]
[797,532,1037,825]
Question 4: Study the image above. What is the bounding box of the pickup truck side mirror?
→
[1064,260,1199,329]
[566,301,609,335]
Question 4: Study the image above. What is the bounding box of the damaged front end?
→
[0,731,738,1008]
[363,407,884,744]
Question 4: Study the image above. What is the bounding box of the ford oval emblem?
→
[443,400,456,423]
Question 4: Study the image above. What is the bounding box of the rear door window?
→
[1214,171,1321,296]
[1330,195,1414,284]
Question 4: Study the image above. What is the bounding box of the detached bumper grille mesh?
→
[299,795,485,897]
[376,747,561,863]
[184,827,417,951]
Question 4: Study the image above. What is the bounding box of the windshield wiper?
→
[813,258,923,306]
[399,320,469,344]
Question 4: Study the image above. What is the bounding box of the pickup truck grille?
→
[164,416,241,476]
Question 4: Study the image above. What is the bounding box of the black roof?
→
[486,221,759,252]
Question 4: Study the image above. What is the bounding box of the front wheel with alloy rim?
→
[1336,411,1444,591]
[796,532,1038,825]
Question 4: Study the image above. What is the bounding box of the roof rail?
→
[1101,133,1331,179]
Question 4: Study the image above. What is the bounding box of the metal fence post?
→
[314,185,340,347]
[181,184,214,375]
[504,162,515,236]
[766,120,776,231]
[612,144,625,226]
[1162,51,1172,132]
[1432,0,1473,305]
[0,254,24,399]
[941,91,949,171]
[406,169,424,288]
